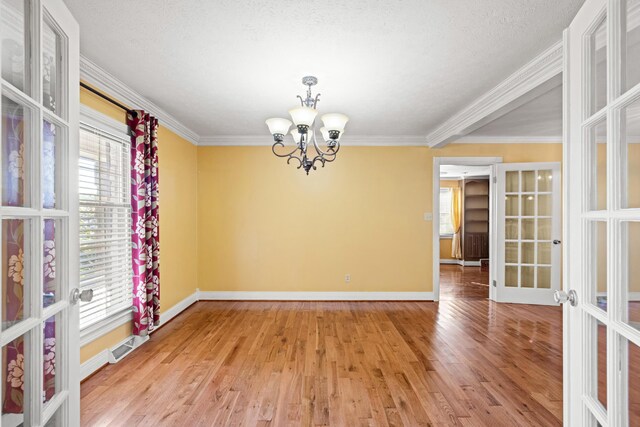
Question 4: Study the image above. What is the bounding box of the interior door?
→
[565,0,640,425]
[495,162,562,305]
[0,0,79,426]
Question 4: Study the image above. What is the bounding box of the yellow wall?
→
[440,238,453,260]
[197,143,563,294]
[439,180,460,260]
[79,85,198,363]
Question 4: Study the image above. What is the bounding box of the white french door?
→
[565,0,640,425]
[0,0,80,426]
[495,162,562,305]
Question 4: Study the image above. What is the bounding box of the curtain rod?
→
[80,82,136,115]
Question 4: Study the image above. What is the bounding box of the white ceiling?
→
[440,165,491,179]
[63,0,584,139]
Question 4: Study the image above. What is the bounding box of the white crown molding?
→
[80,55,200,145]
[426,40,564,148]
[198,135,428,147]
[451,135,563,143]
[198,136,271,146]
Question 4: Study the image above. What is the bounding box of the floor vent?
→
[108,335,148,364]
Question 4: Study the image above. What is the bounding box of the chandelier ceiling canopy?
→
[266,76,349,175]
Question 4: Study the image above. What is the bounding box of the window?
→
[440,188,454,236]
[79,122,132,330]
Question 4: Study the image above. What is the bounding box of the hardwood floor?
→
[440,264,489,300]
[81,300,564,426]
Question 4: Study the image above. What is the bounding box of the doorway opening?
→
[440,165,490,300]
[432,157,502,302]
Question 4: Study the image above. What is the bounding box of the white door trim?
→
[432,157,502,301]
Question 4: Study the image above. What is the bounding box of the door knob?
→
[71,288,94,304]
[554,289,577,306]
[553,240,562,245]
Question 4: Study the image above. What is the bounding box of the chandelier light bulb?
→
[320,127,330,142]
[265,118,292,137]
[290,128,303,144]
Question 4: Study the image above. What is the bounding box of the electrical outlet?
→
[423,212,433,221]
[345,274,351,283]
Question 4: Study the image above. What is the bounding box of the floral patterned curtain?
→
[127,111,160,335]
[2,101,57,413]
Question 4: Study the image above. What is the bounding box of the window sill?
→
[80,307,133,347]
[440,234,454,239]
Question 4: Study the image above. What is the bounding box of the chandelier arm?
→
[272,141,300,158]
[310,128,342,159]
[309,155,326,169]
[310,128,337,158]
[272,141,303,168]
[287,156,303,169]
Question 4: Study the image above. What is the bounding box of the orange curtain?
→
[451,187,462,259]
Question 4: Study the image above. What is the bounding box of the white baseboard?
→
[440,259,482,267]
[197,291,434,301]
[80,349,109,381]
[159,291,198,326]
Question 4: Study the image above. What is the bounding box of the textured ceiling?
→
[63,0,584,138]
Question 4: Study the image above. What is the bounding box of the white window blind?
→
[79,124,132,330]
[439,188,454,236]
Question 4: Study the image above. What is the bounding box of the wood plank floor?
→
[440,265,489,300]
[81,300,564,426]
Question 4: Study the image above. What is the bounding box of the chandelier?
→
[265,76,349,175]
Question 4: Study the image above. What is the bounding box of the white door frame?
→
[432,156,502,301]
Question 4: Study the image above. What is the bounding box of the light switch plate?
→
[423,212,433,221]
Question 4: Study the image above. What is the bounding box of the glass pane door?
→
[567,0,640,425]
[496,162,561,305]
[0,0,79,425]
